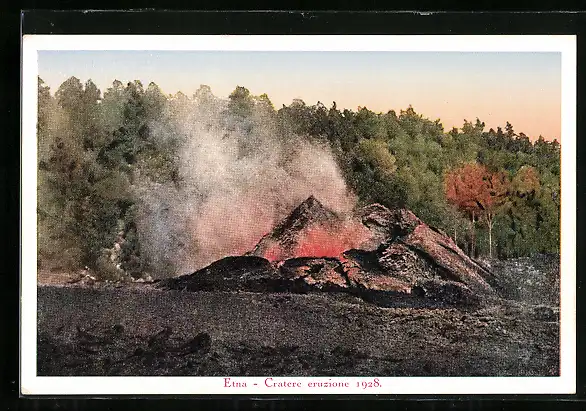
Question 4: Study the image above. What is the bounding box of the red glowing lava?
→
[262,221,371,261]
[294,222,369,258]
[262,242,287,262]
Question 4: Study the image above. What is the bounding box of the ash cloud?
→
[136,90,356,277]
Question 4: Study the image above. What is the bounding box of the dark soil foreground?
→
[37,276,559,377]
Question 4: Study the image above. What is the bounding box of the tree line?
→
[37,76,561,279]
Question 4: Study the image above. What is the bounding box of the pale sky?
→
[38,51,562,141]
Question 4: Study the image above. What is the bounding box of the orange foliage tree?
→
[444,163,509,258]
[481,170,510,258]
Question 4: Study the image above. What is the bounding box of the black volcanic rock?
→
[157,256,279,292]
[278,257,349,292]
[354,203,495,295]
[357,204,422,238]
[157,255,350,295]
[159,200,496,307]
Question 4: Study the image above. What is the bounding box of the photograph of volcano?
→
[32,45,564,380]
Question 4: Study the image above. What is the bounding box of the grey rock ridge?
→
[157,197,497,307]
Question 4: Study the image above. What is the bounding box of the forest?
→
[36,76,561,281]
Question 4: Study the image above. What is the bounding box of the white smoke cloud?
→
[135,93,356,277]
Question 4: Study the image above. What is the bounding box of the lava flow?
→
[293,222,370,259]
[262,221,370,261]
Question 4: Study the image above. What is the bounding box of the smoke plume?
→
[136,92,357,277]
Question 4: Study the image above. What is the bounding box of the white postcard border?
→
[21,34,577,395]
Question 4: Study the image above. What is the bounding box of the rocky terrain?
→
[157,197,498,307]
[37,197,560,376]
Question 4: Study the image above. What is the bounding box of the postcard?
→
[20,34,576,395]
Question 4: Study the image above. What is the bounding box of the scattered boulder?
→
[416,279,481,307]
[341,249,412,293]
[358,204,421,238]
[180,332,212,355]
[278,257,349,292]
[376,241,435,284]
[532,306,557,321]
